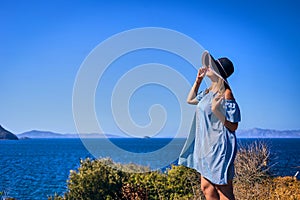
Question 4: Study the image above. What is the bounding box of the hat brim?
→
[201,50,228,85]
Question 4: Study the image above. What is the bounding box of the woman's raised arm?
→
[187,67,207,105]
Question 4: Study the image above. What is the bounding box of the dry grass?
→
[234,176,300,200]
[233,141,300,200]
[235,141,271,185]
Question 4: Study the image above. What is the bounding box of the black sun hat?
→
[201,50,234,84]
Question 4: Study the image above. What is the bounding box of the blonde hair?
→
[207,77,226,96]
[215,78,226,96]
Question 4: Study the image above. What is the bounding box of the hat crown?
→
[218,57,234,78]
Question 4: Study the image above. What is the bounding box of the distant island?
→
[236,128,300,138]
[17,130,121,139]
[0,125,18,140]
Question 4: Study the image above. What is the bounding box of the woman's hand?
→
[196,67,207,84]
[211,94,238,132]
[211,94,226,124]
[211,94,224,112]
[187,67,207,104]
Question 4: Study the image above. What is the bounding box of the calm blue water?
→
[0,138,299,200]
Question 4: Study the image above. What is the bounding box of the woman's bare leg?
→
[214,180,235,200]
[201,176,219,200]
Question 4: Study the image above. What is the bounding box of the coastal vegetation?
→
[49,141,300,200]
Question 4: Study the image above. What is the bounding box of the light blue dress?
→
[178,90,241,185]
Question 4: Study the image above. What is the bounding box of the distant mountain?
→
[17,130,121,139]
[0,125,18,140]
[236,128,300,138]
[18,130,68,138]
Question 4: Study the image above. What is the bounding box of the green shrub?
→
[64,158,125,200]
[50,158,203,200]
[119,164,202,199]
[165,165,202,199]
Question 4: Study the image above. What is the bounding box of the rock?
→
[0,125,18,140]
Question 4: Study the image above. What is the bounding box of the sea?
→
[0,138,299,200]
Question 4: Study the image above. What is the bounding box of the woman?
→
[179,51,241,200]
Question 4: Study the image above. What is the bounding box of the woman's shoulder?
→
[224,89,235,100]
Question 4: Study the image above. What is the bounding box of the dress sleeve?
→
[225,99,241,123]
[196,90,205,101]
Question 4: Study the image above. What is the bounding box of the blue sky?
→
[1,0,300,135]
